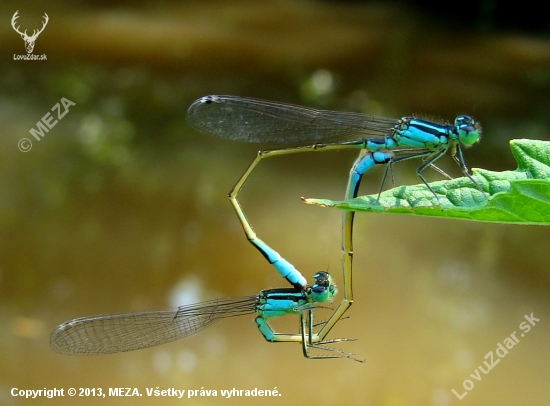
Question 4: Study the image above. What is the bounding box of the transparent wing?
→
[50,296,257,355]
[187,95,399,145]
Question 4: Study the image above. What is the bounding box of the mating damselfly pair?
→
[50,95,482,361]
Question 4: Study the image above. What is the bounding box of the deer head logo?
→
[11,11,49,54]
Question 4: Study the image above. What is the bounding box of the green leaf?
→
[303,139,550,225]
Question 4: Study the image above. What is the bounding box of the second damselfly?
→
[187,95,483,199]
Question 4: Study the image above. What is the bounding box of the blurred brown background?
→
[0,1,549,405]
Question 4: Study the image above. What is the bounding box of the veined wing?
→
[187,95,399,145]
[50,296,257,355]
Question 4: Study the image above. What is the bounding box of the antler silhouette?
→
[12,11,49,53]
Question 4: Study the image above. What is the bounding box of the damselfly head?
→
[455,115,481,146]
[309,271,337,303]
